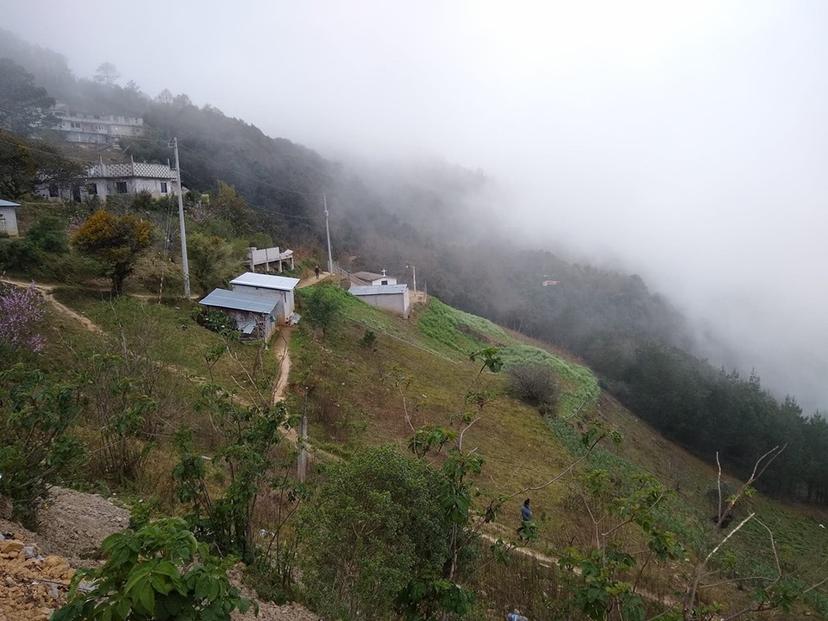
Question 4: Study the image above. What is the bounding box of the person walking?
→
[314,264,321,279]
[517,498,533,540]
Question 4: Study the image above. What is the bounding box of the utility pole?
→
[172,137,191,298]
[406,263,417,294]
[323,193,333,274]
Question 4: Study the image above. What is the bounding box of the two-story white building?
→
[51,104,145,145]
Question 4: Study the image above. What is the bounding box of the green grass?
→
[289,291,828,616]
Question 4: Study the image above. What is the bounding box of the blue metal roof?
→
[199,288,281,314]
[0,199,20,207]
[349,284,408,296]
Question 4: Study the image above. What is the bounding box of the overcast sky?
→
[5,0,827,411]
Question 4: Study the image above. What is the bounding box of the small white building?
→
[199,288,282,341]
[0,199,20,237]
[39,160,181,202]
[352,269,398,286]
[350,284,411,319]
[247,246,295,272]
[230,272,300,324]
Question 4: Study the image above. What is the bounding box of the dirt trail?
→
[1,277,103,334]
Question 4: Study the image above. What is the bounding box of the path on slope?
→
[0,277,103,334]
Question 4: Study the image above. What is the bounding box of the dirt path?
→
[0,277,103,334]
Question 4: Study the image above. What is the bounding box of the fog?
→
[5,0,827,411]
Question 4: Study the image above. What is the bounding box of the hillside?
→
[289,285,828,618]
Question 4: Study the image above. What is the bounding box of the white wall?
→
[353,291,410,318]
[230,284,294,323]
[0,207,19,237]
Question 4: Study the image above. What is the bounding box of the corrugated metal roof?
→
[199,288,281,314]
[0,199,20,207]
[230,272,300,291]
[350,284,408,296]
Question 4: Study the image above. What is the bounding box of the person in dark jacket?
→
[314,265,321,279]
[517,498,533,540]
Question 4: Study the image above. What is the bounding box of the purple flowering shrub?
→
[0,283,46,352]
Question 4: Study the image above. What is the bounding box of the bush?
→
[300,445,455,619]
[53,517,251,621]
[507,363,560,412]
[0,365,83,524]
[300,284,344,336]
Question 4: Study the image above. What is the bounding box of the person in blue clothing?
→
[517,498,533,540]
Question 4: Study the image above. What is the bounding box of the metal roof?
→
[0,199,20,207]
[230,272,300,291]
[352,271,385,282]
[349,284,408,296]
[199,288,281,314]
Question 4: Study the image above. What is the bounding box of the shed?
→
[349,284,411,318]
[0,199,20,237]
[229,272,300,324]
[352,270,398,286]
[199,288,282,341]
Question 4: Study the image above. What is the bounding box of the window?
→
[86,183,97,195]
[381,279,388,285]
[48,184,59,198]
[160,182,168,193]
[116,181,128,194]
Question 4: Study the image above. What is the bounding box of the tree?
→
[26,214,69,253]
[94,61,120,85]
[301,284,344,336]
[73,210,153,294]
[0,58,54,134]
[0,283,46,352]
[53,518,251,621]
[188,232,238,295]
[300,445,456,619]
[0,130,83,199]
[211,181,253,234]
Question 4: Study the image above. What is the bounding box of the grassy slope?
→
[291,288,828,614]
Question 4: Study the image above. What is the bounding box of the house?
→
[351,269,398,286]
[247,246,295,272]
[229,272,300,324]
[39,159,181,202]
[50,104,145,145]
[349,284,411,318]
[0,199,20,237]
[199,288,282,341]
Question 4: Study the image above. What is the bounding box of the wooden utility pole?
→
[172,137,191,298]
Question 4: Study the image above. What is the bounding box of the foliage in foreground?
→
[300,445,462,620]
[53,517,251,621]
[0,365,82,524]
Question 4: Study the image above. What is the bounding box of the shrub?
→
[53,517,251,621]
[0,283,46,352]
[507,363,560,412]
[359,328,377,348]
[0,365,83,524]
[26,214,69,253]
[300,445,455,619]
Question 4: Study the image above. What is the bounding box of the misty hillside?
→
[1,28,827,508]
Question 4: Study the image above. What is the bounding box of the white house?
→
[349,284,411,318]
[247,246,295,272]
[229,272,300,324]
[352,269,398,286]
[0,199,20,237]
[39,159,181,202]
[199,288,282,341]
[51,104,145,145]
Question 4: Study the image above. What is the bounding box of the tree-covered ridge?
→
[0,27,825,507]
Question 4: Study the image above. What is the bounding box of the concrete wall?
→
[353,290,410,318]
[39,178,179,202]
[0,206,19,237]
[230,284,295,323]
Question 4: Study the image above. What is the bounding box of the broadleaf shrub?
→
[53,517,251,621]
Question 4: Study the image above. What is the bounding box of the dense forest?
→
[0,27,825,506]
